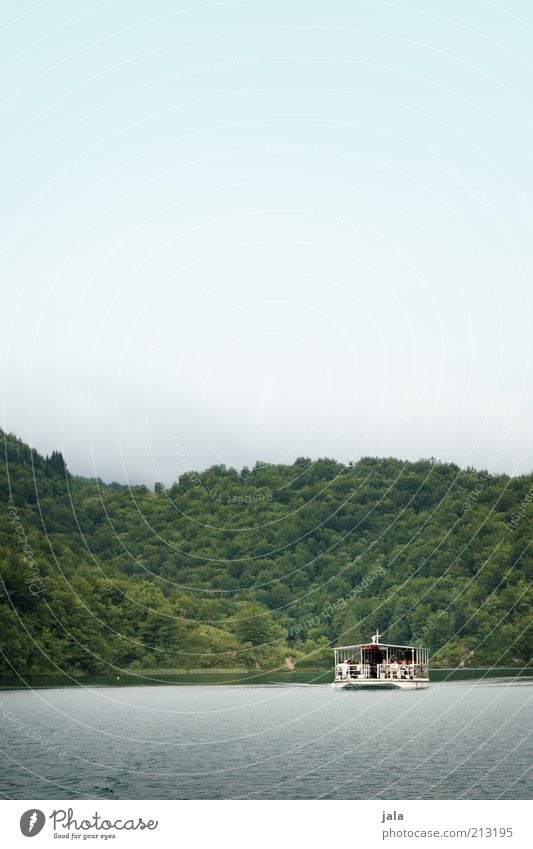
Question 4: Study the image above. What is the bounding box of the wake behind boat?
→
[332,631,429,690]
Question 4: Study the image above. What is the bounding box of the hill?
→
[1,429,531,675]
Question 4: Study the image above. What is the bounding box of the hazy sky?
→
[2,0,533,484]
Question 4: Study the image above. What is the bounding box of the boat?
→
[332,630,429,690]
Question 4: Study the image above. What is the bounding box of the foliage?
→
[0,430,531,675]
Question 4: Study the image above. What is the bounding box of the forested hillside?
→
[1,429,531,675]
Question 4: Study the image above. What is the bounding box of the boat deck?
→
[333,634,430,690]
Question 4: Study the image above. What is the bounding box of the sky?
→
[2,0,533,484]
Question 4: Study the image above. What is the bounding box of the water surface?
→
[1,678,531,799]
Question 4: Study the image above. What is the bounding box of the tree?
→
[233,602,284,646]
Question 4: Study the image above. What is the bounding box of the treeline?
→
[0,429,531,676]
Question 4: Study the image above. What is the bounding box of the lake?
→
[0,676,531,799]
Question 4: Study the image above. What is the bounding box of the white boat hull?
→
[332,679,429,691]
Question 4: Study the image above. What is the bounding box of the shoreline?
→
[0,666,531,691]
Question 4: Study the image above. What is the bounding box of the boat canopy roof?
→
[334,642,427,651]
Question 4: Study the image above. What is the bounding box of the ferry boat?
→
[332,631,429,690]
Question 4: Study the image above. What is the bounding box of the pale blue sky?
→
[2,0,533,483]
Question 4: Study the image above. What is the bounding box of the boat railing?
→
[335,663,370,680]
[379,663,428,679]
[379,663,417,680]
[335,662,429,681]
